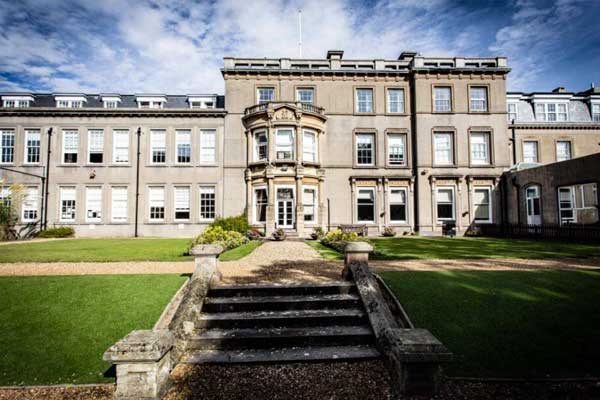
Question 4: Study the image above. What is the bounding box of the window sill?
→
[198,163,218,167]
[432,111,454,115]
[21,163,42,167]
[432,164,458,168]
[302,161,321,167]
[272,159,297,165]
[469,164,495,168]
[386,164,410,169]
[354,165,378,169]
[388,222,410,226]
[353,112,376,116]
[58,164,79,167]
[384,112,409,117]
[108,164,131,167]
[84,163,105,167]
[468,111,490,114]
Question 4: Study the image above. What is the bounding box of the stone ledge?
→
[189,244,224,256]
[103,330,173,363]
[344,241,373,253]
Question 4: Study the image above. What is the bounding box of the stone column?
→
[189,244,223,285]
[103,330,173,400]
[266,171,276,235]
[342,241,373,280]
[318,173,327,230]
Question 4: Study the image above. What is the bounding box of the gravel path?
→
[0,261,194,276]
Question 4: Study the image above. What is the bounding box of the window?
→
[59,187,76,222]
[296,88,314,104]
[254,187,267,223]
[526,186,541,225]
[535,103,568,121]
[507,102,518,122]
[558,187,575,224]
[138,100,164,109]
[200,186,216,220]
[175,130,191,163]
[387,133,406,166]
[149,187,165,221]
[434,132,454,165]
[470,132,490,165]
[357,188,375,223]
[85,186,102,222]
[592,103,600,122]
[523,141,538,163]
[22,187,38,222]
[56,99,84,108]
[174,186,190,220]
[200,129,216,164]
[356,88,373,113]
[257,87,275,104]
[103,100,119,109]
[189,97,216,109]
[473,187,492,223]
[88,130,104,164]
[150,130,166,164]
[111,187,128,222]
[25,130,41,164]
[470,86,488,112]
[389,188,407,223]
[62,130,78,163]
[556,141,571,162]
[254,130,268,161]
[3,99,30,108]
[356,133,375,166]
[302,130,317,163]
[112,130,129,163]
[436,187,455,222]
[303,187,317,223]
[275,129,294,160]
[0,187,11,209]
[434,87,452,112]
[387,89,405,113]
[1,129,15,163]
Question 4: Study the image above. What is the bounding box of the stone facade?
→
[1,51,599,237]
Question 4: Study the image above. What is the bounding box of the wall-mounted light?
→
[89,169,96,179]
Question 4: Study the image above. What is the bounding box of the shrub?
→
[37,226,75,238]
[310,227,325,240]
[211,214,250,234]
[272,228,286,241]
[0,183,25,241]
[189,226,248,252]
[320,229,360,252]
[382,227,396,237]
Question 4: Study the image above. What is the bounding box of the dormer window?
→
[188,96,216,109]
[592,103,600,122]
[136,96,166,109]
[101,96,121,109]
[2,96,33,108]
[55,96,86,108]
[535,102,568,122]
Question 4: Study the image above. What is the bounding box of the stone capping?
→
[103,330,173,364]
[344,241,374,253]
[373,273,415,329]
[153,278,190,330]
[189,244,224,257]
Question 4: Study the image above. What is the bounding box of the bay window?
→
[176,130,191,163]
[355,88,373,113]
[200,129,216,164]
[254,130,268,161]
[389,188,407,223]
[433,87,452,112]
[469,86,488,112]
[357,188,375,223]
[387,133,406,166]
[387,89,405,113]
[62,130,78,164]
[436,187,455,222]
[174,186,190,220]
[200,186,216,220]
[302,130,317,162]
[88,130,104,164]
[150,130,166,164]
[112,130,129,163]
[25,130,41,164]
[473,187,492,223]
[470,132,490,165]
[275,129,294,160]
[434,132,454,165]
[356,133,375,166]
[85,186,102,222]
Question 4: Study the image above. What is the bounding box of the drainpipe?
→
[134,127,141,237]
[409,71,419,232]
[43,127,53,230]
[510,119,517,165]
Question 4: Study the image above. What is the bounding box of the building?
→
[1,50,599,238]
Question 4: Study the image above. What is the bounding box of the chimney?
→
[326,50,344,60]
[398,51,418,61]
[552,86,566,93]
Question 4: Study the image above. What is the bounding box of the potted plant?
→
[310,226,324,240]
[272,228,287,241]
[382,227,396,237]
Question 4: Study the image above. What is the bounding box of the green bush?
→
[211,214,249,234]
[189,226,248,252]
[37,227,75,238]
[320,229,360,252]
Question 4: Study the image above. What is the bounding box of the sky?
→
[0,0,599,94]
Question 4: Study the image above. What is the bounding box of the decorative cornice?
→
[510,122,600,130]
[0,108,227,118]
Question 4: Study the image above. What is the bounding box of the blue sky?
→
[0,0,598,94]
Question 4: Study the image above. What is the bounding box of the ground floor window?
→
[85,186,102,222]
[436,187,455,222]
[174,186,190,220]
[200,186,216,220]
[303,187,317,223]
[60,187,76,222]
[22,187,39,222]
[276,187,295,227]
[389,188,407,223]
[558,183,598,225]
[254,187,267,223]
[525,185,541,225]
[357,187,375,223]
[149,187,165,221]
[473,187,492,223]
[111,187,128,222]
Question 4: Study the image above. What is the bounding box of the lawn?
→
[219,241,263,261]
[370,236,600,260]
[0,274,187,385]
[305,240,343,260]
[380,269,600,378]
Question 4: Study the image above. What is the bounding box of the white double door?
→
[276,187,295,228]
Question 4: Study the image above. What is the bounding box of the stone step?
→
[195,308,368,329]
[209,281,356,298]
[186,325,375,350]
[181,345,381,364]
[202,293,361,313]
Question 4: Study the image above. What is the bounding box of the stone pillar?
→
[103,330,173,400]
[318,174,327,230]
[266,173,276,235]
[456,178,463,232]
[189,244,223,284]
[342,241,373,280]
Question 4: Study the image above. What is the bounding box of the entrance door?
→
[277,188,295,228]
[526,185,541,225]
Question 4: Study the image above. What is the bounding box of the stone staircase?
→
[181,281,381,364]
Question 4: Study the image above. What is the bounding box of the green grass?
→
[305,240,343,260]
[0,274,187,385]
[219,240,263,261]
[381,269,600,378]
[0,238,192,263]
[370,236,600,260]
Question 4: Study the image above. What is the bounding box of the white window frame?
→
[55,96,85,108]
[148,186,165,222]
[136,97,166,109]
[175,130,192,164]
[111,186,128,222]
[0,129,15,164]
[102,97,121,109]
[389,187,408,224]
[556,140,571,162]
[59,186,77,222]
[253,186,268,224]
[174,186,191,221]
[296,88,314,104]
[434,87,452,112]
[85,186,102,223]
[62,130,78,164]
[150,129,166,164]
[387,133,406,166]
[257,87,275,104]
[253,130,268,162]
[355,88,374,113]
[2,96,33,108]
[436,186,455,223]
[470,132,490,166]
[523,140,539,163]
[88,129,104,164]
[507,102,518,122]
[356,187,376,224]
[200,129,216,164]
[199,185,216,221]
[469,86,488,112]
[535,102,568,122]
[275,128,294,160]
[24,130,41,164]
[592,103,600,122]
[302,186,318,224]
[473,187,492,224]
[21,186,39,222]
[558,186,576,224]
[112,130,129,164]
[434,132,454,166]
[302,129,317,163]
[188,96,216,109]
[356,132,375,166]
[387,88,405,114]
